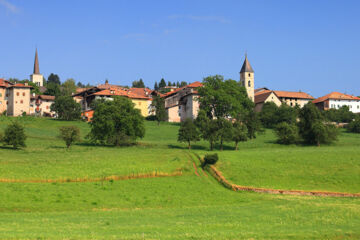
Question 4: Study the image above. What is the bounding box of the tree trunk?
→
[235,141,238,151]
[188,141,191,149]
[220,138,223,151]
[210,141,213,151]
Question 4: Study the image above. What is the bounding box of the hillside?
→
[0,117,359,239]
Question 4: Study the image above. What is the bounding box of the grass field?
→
[0,116,359,239]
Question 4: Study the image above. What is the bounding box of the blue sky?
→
[1,0,359,97]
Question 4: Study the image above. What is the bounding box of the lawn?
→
[0,116,359,239]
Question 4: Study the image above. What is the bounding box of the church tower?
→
[30,49,44,87]
[240,54,254,102]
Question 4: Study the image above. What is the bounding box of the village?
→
[1,49,359,121]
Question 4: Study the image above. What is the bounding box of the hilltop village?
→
[1,49,359,121]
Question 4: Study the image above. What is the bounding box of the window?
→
[138,102,141,106]
[248,73,251,77]
[20,100,23,104]
[17,92,19,96]
[23,92,25,96]
[290,102,293,106]
[46,106,49,109]
[248,81,251,87]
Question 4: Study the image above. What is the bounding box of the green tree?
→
[88,96,145,146]
[180,81,187,87]
[47,73,61,85]
[216,118,233,151]
[51,96,81,120]
[195,110,219,151]
[277,103,297,125]
[3,122,26,148]
[154,82,159,91]
[62,78,77,96]
[275,122,299,144]
[159,78,166,88]
[178,118,200,149]
[151,95,167,125]
[232,121,248,150]
[298,103,338,146]
[59,126,80,148]
[259,102,279,128]
[347,118,360,133]
[243,109,262,139]
[132,79,145,88]
[44,82,61,96]
[77,82,85,88]
[198,75,252,119]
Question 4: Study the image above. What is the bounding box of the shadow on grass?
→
[0,145,22,150]
[168,144,208,150]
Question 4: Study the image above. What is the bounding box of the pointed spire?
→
[33,48,40,74]
[240,54,254,73]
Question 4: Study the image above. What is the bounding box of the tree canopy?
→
[132,79,145,88]
[151,95,167,125]
[88,96,145,146]
[50,96,81,120]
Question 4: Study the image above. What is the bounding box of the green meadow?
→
[0,116,359,239]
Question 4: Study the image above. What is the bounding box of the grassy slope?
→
[0,117,359,239]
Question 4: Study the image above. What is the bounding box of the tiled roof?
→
[240,55,254,73]
[0,79,10,87]
[90,88,151,100]
[254,87,269,93]
[273,90,314,100]
[8,83,32,88]
[313,92,360,103]
[254,90,274,104]
[38,95,55,100]
[163,81,203,98]
[128,88,152,98]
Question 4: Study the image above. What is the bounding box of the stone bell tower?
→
[240,54,254,102]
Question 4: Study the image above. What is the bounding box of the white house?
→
[313,92,360,113]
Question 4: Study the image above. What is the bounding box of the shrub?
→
[22,111,27,117]
[275,122,299,144]
[3,122,26,148]
[59,126,80,148]
[347,118,360,133]
[202,153,219,168]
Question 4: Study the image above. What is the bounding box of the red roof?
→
[128,88,152,98]
[38,95,55,101]
[254,90,274,104]
[90,88,151,100]
[0,79,10,87]
[273,90,314,100]
[163,81,203,98]
[313,92,360,103]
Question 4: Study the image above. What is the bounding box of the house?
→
[0,79,32,116]
[163,81,203,122]
[30,94,56,117]
[254,87,314,112]
[313,92,360,113]
[73,83,152,117]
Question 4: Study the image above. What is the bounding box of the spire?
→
[33,48,40,74]
[240,54,254,73]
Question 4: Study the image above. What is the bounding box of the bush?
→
[347,118,360,133]
[59,126,80,148]
[145,115,157,121]
[202,153,219,168]
[3,122,26,148]
[275,122,299,144]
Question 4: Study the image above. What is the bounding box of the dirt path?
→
[0,171,183,183]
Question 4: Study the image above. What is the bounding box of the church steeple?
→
[33,49,40,74]
[30,48,44,87]
[240,54,255,102]
[240,54,254,73]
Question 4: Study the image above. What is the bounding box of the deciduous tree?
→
[51,96,81,120]
[3,122,26,148]
[178,118,200,149]
[59,126,80,148]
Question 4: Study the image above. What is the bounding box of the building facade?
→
[313,92,360,113]
[240,55,255,102]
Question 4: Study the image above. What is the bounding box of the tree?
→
[62,78,77,96]
[276,103,297,125]
[47,73,61,85]
[195,110,219,151]
[44,82,61,96]
[151,95,167,125]
[298,103,338,146]
[132,79,145,88]
[216,118,233,151]
[77,82,85,88]
[232,121,248,150]
[59,126,80,148]
[167,81,172,87]
[176,81,180,88]
[159,78,166,89]
[180,81,187,87]
[198,75,253,119]
[154,82,159,91]
[323,106,355,123]
[3,122,26,148]
[275,122,299,144]
[347,118,360,133]
[259,102,279,128]
[88,96,145,146]
[243,109,262,139]
[51,96,81,120]
[178,118,200,149]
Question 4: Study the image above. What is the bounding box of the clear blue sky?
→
[1,0,359,97]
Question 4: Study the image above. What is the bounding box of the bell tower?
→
[240,54,254,102]
[30,49,44,87]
